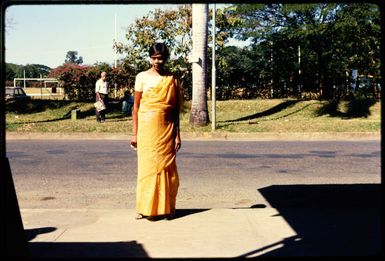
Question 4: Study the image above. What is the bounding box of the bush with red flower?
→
[49,62,135,101]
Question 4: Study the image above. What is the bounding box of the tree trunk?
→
[189,3,209,126]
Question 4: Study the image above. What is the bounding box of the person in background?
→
[95,71,108,123]
[122,90,134,115]
[131,42,183,220]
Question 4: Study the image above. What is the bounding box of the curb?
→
[182,131,381,141]
[5,131,381,141]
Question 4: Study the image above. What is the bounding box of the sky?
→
[4,3,180,68]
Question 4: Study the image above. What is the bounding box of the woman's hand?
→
[175,135,181,152]
[130,135,137,151]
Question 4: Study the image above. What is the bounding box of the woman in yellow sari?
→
[130,43,182,220]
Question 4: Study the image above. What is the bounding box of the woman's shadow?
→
[146,209,210,221]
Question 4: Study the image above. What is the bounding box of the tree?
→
[49,63,112,101]
[5,64,16,82]
[227,3,381,99]
[23,64,51,78]
[114,5,193,99]
[64,51,83,64]
[114,4,240,102]
[189,3,209,126]
[5,63,51,79]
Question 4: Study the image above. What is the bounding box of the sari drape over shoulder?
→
[136,75,182,216]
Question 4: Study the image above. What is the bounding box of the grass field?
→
[5,98,381,134]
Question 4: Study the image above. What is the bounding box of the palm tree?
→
[189,3,209,126]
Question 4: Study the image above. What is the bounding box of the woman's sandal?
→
[136,211,176,220]
[136,213,159,221]
[135,213,145,220]
[166,210,176,220]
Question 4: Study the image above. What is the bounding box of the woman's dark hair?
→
[149,42,169,60]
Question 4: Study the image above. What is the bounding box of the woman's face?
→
[150,53,165,71]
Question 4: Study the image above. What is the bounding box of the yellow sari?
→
[136,75,182,216]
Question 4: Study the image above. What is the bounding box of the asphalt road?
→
[6,139,381,209]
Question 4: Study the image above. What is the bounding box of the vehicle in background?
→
[5,87,31,102]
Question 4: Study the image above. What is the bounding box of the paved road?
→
[7,139,381,209]
[5,139,382,257]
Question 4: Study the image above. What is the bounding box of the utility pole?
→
[298,44,302,95]
[114,13,117,99]
[211,4,216,131]
[23,70,26,88]
[298,45,301,75]
[114,13,117,69]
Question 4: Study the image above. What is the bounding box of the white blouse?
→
[134,71,163,93]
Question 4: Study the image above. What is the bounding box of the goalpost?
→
[13,77,62,99]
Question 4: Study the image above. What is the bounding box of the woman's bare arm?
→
[131,91,142,148]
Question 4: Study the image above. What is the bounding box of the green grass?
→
[5,98,381,134]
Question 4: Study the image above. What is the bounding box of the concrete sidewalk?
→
[21,208,297,258]
[21,203,381,258]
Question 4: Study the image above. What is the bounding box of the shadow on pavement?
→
[28,241,148,258]
[144,208,210,221]
[241,184,382,257]
[25,226,148,258]
[25,227,57,241]
[24,209,209,258]
[232,204,267,209]
[173,208,210,220]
